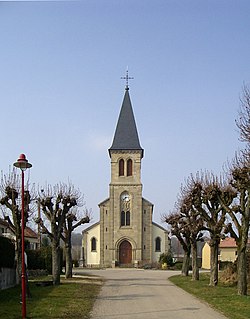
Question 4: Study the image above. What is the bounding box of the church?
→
[82,80,169,267]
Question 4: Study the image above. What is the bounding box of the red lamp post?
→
[14,154,32,319]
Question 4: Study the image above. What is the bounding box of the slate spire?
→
[109,88,143,158]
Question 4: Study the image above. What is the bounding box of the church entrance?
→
[119,240,132,265]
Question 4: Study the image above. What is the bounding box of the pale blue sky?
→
[0,1,249,230]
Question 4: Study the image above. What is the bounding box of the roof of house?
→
[24,227,38,239]
[220,237,237,248]
[0,218,38,239]
[0,216,15,233]
[109,89,143,157]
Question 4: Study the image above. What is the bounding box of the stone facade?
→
[100,150,145,266]
[82,88,169,267]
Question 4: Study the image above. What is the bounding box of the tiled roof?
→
[220,237,237,248]
[24,227,38,239]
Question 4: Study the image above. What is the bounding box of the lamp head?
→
[13,154,32,171]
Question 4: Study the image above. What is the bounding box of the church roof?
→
[152,221,169,233]
[82,221,100,234]
[142,197,154,207]
[109,89,143,157]
[98,198,110,207]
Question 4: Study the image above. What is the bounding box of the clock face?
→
[121,193,130,201]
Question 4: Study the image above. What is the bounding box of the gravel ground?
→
[75,268,229,319]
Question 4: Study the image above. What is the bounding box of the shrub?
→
[28,269,48,277]
[159,252,174,267]
[26,249,45,270]
[220,263,237,285]
[41,246,53,274]
[173,261,183,270]
[219,260,233,270]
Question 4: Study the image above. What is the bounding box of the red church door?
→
[119,240,132,264]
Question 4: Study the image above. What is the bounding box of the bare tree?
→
[0,168,34,283]
[165,177,205,281]
[188,172,237,286]
[217,155,250,295]
[236,84,250,144]
[223,84,250,295]
[61,207,90,278]
[164,211,191,276]
[35,183,83,285]
[179,189,204,281]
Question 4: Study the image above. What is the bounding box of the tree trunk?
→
[237,248,247,295]
[237,225,249,296]
[65,239,73,279]
[236,210,249,295]
[182,250,191,276]
[191,242,199,280]
[52,241,61,285]
[209,241,219,286]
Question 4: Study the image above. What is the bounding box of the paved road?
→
[76,269,228,319]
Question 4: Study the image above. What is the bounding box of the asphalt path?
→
[76,268,228,319]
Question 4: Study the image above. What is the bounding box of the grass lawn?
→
[169,273,250,319]
[0,277,101,319]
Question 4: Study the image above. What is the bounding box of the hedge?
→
[26,246,63,274]
[0,236,15,268]
[26,246,52,273]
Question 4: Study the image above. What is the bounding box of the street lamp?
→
[14,154,32,319]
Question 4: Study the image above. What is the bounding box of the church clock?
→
[121,193,130,202]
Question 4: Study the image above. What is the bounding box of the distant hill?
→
[72,233,82,246]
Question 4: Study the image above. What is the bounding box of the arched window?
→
[119,159,124,176]
[155,237,161,252]
[121,211,130,226]
[127,159,132,176]
[91,237,97,251]
[121,211,125,226]
[125,211,130,226]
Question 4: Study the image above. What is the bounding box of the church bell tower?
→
[99,78,153,267]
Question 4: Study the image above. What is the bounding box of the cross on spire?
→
[121,68,134,90]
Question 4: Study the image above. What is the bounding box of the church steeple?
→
[109,89,143,158]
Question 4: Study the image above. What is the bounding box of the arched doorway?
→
[119,240,132,264]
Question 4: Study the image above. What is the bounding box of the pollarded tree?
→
[35,183,83,285]
[0,168,34,283]
[178,191,204,281]
[165,177,205,281]
[61,207,90,278]
[188,172,237,286]
[164,211,192,276]
[217,155,250,295]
